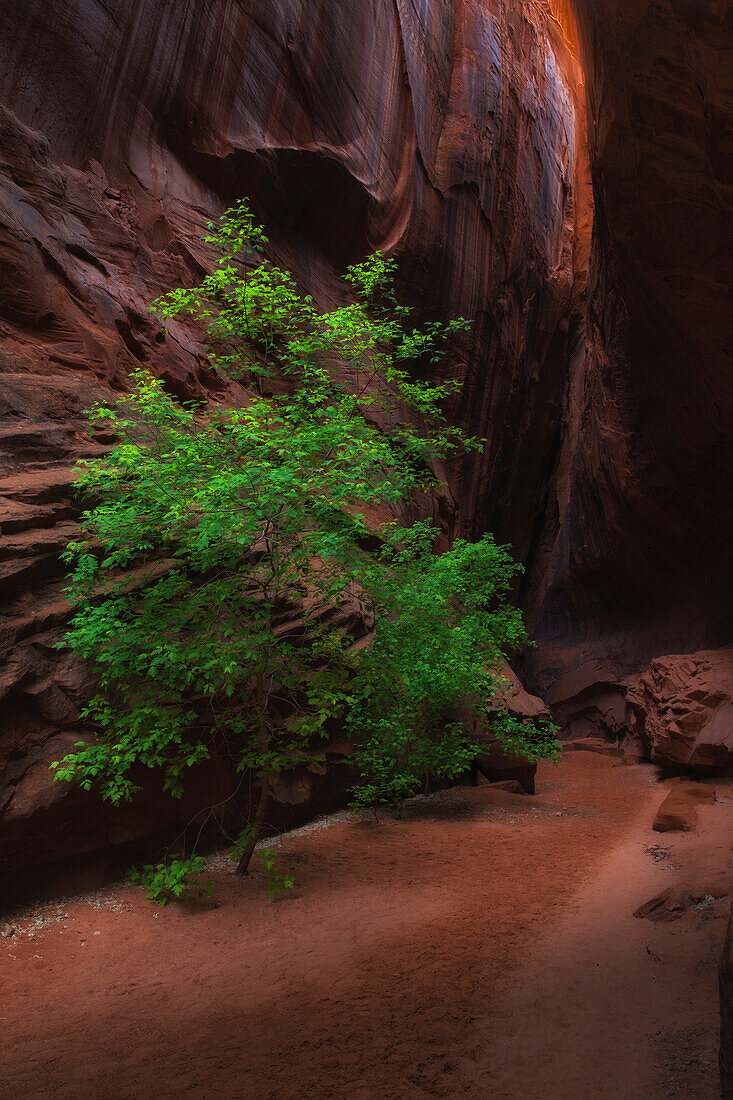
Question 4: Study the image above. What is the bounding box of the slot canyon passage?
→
[0,0,732,1097]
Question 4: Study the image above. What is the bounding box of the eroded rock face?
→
[628,650,733,770]
[545,660,632,743]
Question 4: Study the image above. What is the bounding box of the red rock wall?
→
[525,0,733,692]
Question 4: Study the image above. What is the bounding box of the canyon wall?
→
[521,0,733,749]
[0,0,730,885]
[526,0,733,680]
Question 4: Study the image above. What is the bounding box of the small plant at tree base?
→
[231,827,295,898]
[230,825,259,865]
[52,199,558,902]
[128,856,212,906]
[258,848,295,900]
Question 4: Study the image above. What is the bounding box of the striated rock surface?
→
[629,650,733,770]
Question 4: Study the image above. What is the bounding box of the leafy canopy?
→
[348,529,557,809]
[54,199,557,902]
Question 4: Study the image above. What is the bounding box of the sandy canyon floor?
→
[1,751,731,1099]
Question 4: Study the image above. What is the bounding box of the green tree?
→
[53,201,556,902]
[348,529,557,809]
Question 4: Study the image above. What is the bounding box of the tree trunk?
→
[236,670,274,876]
[235,772,271,875]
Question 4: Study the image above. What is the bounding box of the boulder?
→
[628,650,733,770]
[489,780,526,795]
[634,875,732,923]
[470,662,553,794]
[652,779,716,833]
[473,751,537,796]
[494,664,553,724]
[562,737,623,758]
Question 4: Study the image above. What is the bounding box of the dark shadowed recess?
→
[164,135,376,273]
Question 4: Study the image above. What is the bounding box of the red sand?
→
[1,753,731,1099]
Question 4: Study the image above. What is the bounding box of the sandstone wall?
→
[525,0,733,691]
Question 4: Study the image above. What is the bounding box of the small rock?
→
[563,737,624,758]
[652,781,715,832]
[634,875,731,922]
[489,780,526,795]
[645,844,672,863]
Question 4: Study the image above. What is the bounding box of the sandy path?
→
[471,793,732,1098]
[1,753,730,1099]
